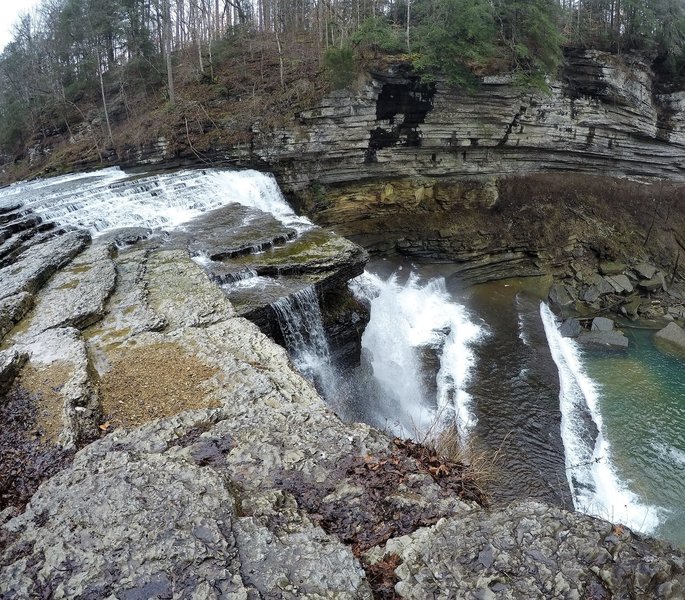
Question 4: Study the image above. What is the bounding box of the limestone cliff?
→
[13,49,685,191]
[257,50,685,191]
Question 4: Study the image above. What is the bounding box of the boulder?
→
[578,330,629,349]
[591,317,614,331]
[621,295,643,319]
[640,272,667,292]
[605,274,633,294]
[559,318,582,338]
[582,278,613,303]
[634,262,658,279]
[667,306,685,319]
[548,283,574,309]
[599,261,626,276]
[654,322,685,351]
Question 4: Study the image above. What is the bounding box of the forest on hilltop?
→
[1,0,685,168]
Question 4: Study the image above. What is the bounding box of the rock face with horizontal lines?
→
[250,50,685,192]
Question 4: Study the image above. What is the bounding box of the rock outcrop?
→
[15,50,685,194]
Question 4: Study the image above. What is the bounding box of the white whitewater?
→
[272,286,339,400]
[1,167,313,235]
[351,271,482,439]
[540,302,660,533]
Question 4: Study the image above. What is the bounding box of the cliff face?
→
[255,49,685,192]
[13,49,685,192]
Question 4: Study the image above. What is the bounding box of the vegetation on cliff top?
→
[1,0,685,175]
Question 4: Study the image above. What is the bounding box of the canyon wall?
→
[255,49,685,191]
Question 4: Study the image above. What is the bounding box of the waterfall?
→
[272,286,338,399]
[540,302,659,533]
[1,167,313,235]
[350,270,482,439]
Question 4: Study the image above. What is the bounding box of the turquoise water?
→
[583,328,685,548]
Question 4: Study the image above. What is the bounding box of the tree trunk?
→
[97,49,115,148]
[406,0,411,53]
[164,0,175,105]
[275,27,285,91]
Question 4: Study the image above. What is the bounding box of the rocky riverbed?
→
[1,177,685,598]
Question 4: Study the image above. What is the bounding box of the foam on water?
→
[651,440,685,469]
[351,271,482,439]
[540,302,660,533]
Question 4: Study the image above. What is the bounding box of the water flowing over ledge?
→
[0,167,313,235]
[540,302,661,534]
[350,270,482,439]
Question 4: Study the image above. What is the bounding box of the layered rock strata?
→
[15,50,685,193]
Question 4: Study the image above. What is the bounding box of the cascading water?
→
[1,167,313,235]
[350,270,482,439]
[272,286,339,401]
[540,302,660,533]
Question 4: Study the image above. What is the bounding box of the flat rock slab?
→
[0,230,89,302]
[173,204,297,260]
[635,262,658,279]
[583,278,614,303]
[606,273,633,293]
[640,272,667,292]
[599,261,626,275]
[146,249,233,329]
[9,244,116,338]
[579,329,629,349]
[591,316,615,331]
[15,327,98,448]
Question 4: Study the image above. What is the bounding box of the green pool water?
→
[583,327,685,548]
